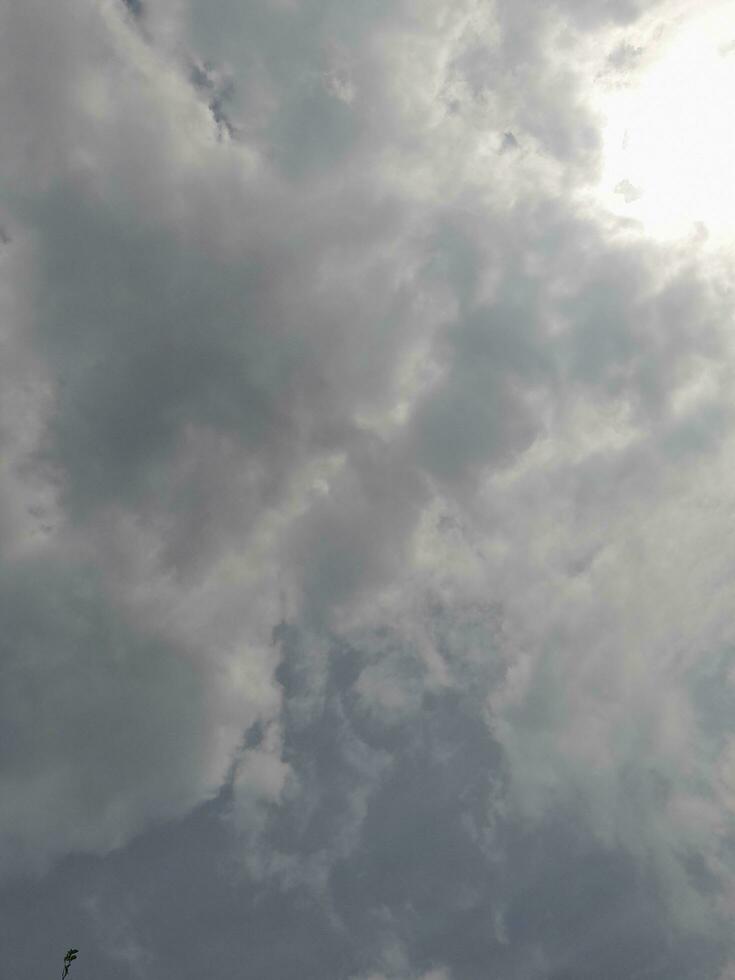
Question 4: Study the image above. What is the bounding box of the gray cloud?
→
[0,552,215,876]
[2,0,735,977]
[607,40,645,72]
[614,177,642,202]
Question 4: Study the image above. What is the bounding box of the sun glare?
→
[595,1,735,247]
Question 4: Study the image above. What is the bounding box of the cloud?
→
[121,0,144,18]
[3,0,735,977]
[614,177,642,202]
[607,39,646,71]
[499,131,519,153]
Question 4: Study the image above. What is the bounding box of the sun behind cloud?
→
[594,0,735,247]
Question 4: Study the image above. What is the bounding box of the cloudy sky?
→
[3,0,735,977]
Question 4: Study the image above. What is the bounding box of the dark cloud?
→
[500,131,519,153]
[2,626,730,979]
[121,0,143,18]
[0,551,220,876]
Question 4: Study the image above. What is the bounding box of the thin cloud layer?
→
[1,0,735,977]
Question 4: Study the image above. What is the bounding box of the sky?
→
[2,0,735,977]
